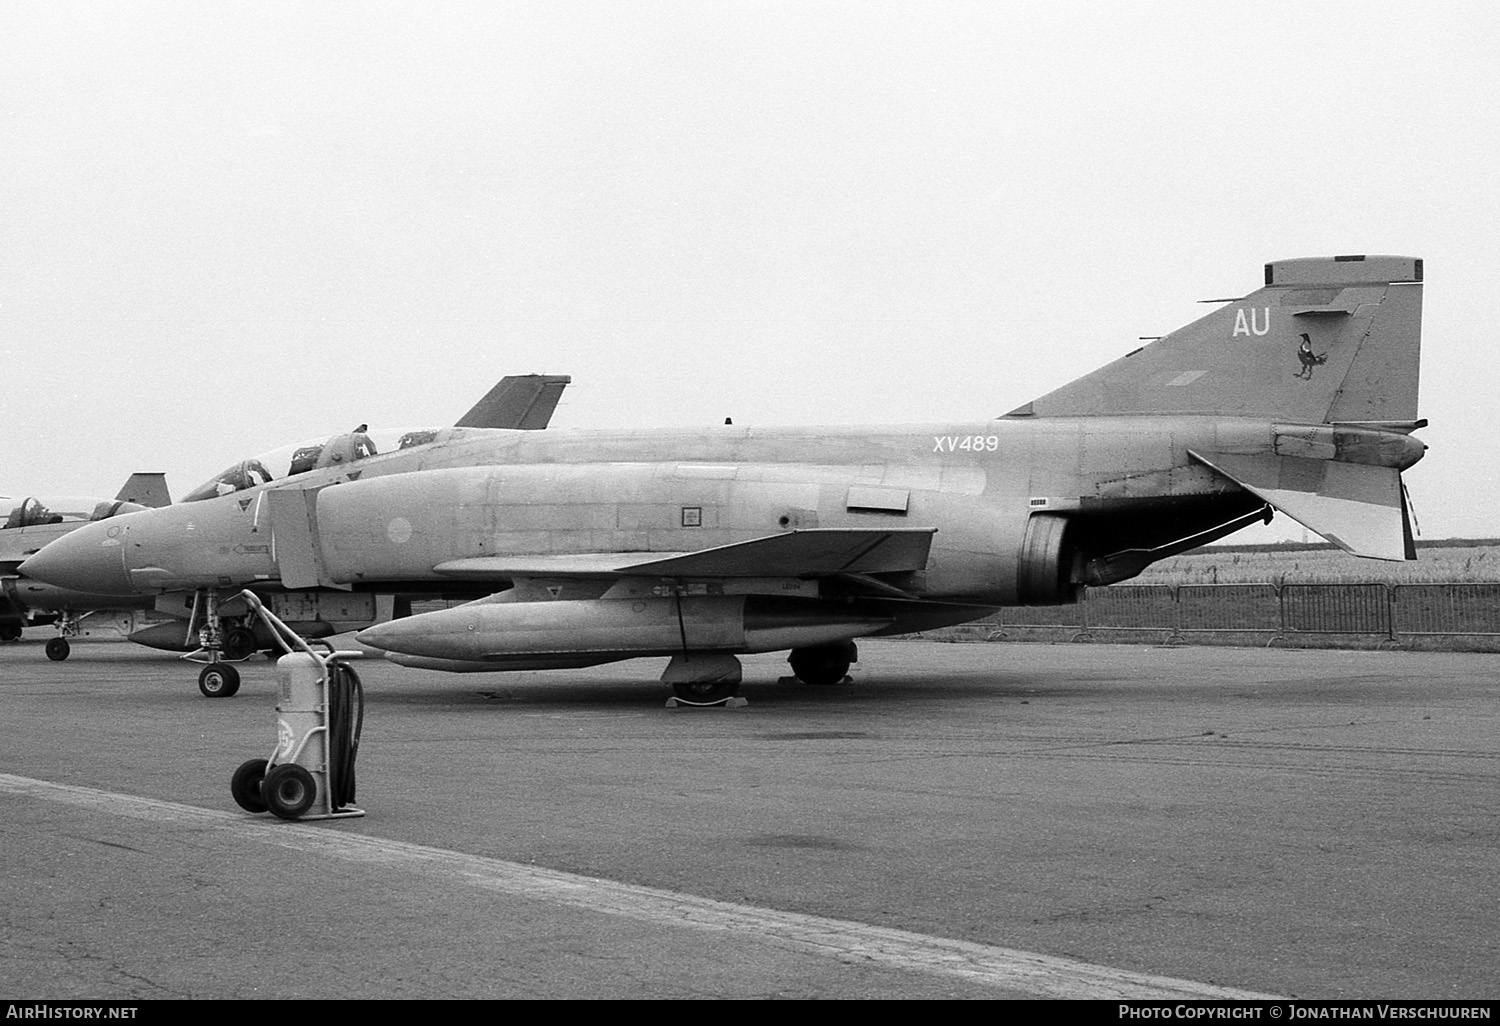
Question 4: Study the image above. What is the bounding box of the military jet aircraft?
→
[22,256,1425,703]
[0,475,171,658]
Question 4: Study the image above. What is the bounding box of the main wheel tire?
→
[198,663,241,698]
[671,680,738,704]
[45,637,71,661]
[788,642,855,686]
[262,763,317,820]
[221,626,257,661]
[0,620,22,643]
[230,758,269,814]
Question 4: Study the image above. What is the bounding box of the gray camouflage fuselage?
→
[24,414,1420,609]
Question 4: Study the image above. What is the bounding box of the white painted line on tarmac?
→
[0,772,1277,999]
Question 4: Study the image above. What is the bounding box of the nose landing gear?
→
[44,608,92,661]
[184,588,257,697]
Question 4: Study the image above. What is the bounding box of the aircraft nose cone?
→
[19,521,135,596]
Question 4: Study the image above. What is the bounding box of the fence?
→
[969,582,1500,646]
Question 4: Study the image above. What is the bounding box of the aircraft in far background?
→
[0,474,172,659]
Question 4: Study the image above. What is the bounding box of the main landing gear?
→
[787,641,856,686]
[660,641,860,707]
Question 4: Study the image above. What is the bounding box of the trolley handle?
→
[236,591,364,669]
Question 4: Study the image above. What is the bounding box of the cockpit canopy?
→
[1,496,148,530]
[181,427,446,503]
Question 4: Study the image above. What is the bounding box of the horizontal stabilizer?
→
[1190,450,1413,561]
[433,528,937,580]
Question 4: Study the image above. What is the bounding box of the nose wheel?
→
[198,662,241,697]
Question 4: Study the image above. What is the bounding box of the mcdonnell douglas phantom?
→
[21,256,1426,703]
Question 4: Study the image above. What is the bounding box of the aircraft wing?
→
[455,374,571,430]
[432,527,937,580]
[1189,450,1414,561]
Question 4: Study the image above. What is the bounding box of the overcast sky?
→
[2,1,1496,543]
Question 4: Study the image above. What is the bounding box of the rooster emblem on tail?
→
[1295,332,1328,379]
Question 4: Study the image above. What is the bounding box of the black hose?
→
[325,662,364,809]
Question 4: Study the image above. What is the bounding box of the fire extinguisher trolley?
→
[229,590,366,821]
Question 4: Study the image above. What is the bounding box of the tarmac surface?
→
[1,634,1496,1000]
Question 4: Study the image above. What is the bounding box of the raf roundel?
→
[386,517,413,544]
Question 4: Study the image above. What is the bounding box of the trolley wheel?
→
[198,663,241,698]
[230,758,269,814]
[45,637,71,661]
[262,763,317,820]
[670,679,738,704]
[221,626,257,661]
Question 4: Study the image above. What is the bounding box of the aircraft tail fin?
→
[1008,255,1422,425]
[115,473,171,508]
[455,374,571,430]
